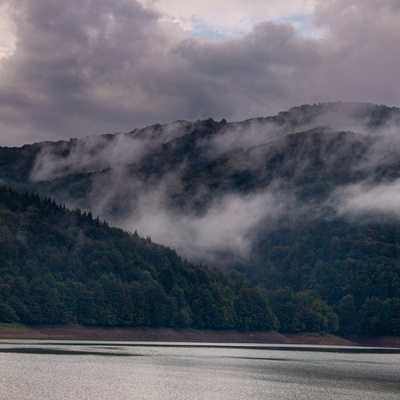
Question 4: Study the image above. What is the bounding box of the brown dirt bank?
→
[1,325,399,347]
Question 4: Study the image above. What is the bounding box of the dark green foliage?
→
[234,286,278,331]
[358,297,400,336]
[253,220,400,335]
[269,288,338,333]
[337,294,358,334]
[0,186,279,330]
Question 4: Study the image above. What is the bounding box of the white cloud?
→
[334,181,400,218]
[0,2,16,60]
[142,0,317,39]
[124,187,286,261]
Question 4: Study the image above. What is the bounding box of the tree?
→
[337,294,358,334]
[235,286,278,331]
[270,289,338,333]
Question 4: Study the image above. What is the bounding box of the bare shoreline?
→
[1,324,399,348]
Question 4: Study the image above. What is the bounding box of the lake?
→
[0,341,399,399]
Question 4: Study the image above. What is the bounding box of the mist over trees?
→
[0,186,283,330]
[1,102,400,336]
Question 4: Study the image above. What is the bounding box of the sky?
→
[0,0,400,146]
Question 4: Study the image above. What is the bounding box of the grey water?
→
[0,341,399,400]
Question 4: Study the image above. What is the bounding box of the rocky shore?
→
[1,324,399,347]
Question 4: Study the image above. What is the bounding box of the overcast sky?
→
[0,0,399,146]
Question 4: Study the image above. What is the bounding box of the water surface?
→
[0,341,399,399]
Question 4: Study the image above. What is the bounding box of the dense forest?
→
[0,185,340,333]
[251,220,400,335]
[1,186,398,335]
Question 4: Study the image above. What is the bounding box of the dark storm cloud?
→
[0,0,400,146]
[172,22,321,115]
[312,0,400,104]
[0,0,166,142]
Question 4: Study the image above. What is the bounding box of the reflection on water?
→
[0,341,399,400]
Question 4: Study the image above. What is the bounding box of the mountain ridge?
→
[2,101,400,250]
[1,101,400,335]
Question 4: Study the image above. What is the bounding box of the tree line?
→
[0,187,285,331]
[0,186,397,335]
[252,219,400,335]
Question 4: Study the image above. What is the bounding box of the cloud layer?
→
[143,0,318,38]
[0,0,400,146]
[334,181,400,219]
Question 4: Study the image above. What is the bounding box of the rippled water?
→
[0,341,399,399]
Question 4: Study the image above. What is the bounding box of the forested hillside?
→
[1,186,398,335]
[1,102,400,336]
[0,186,283,330]
[0,186,346,333]
[251,220,400,335]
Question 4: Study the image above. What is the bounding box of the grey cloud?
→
[0,0,168,143]
[1,0,400,146]
[332,181,400,219]
[171,21,321,118]
[121,186,290,262]
[200,101,400,162]
[198,121,283,159]
[30,120,190,181]
[313,0,400,105]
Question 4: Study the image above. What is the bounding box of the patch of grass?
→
[0,323,27,330]
[302,332,334,338]
[187,328,208,335]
